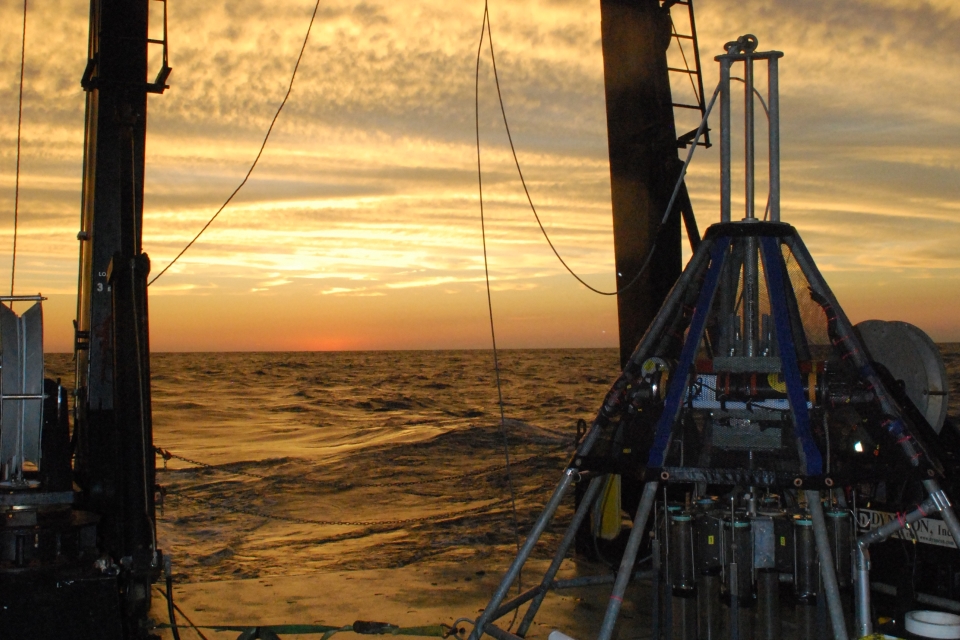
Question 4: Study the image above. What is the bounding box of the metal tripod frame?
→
[467,228,960,640]
[468,33,960,640]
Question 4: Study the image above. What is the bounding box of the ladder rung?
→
[147,38,165,45]
[668,67,698,75]
[672,33,694,40]
[673,103,704,110]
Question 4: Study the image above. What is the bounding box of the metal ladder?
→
[665,0,710,148]
[147,0,172,94]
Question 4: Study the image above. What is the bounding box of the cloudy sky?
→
[0,0,958,352]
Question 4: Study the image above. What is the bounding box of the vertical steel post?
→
[742,47,761,358]
[805,491,849,640]
[767,57,780,222]
[744,55,755,221]
[598,482,660,640]
[743,237,758,357]
[728,562,740,640]
[651,537,661,640]
[719,58,731,223]
[854,495,940,637]
[855,544,872,637]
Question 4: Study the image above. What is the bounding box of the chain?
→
[168,490,522,528]
[156,449,269,479]
[361,449,566,488]
[155,446,569,488]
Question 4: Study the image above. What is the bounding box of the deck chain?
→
[168,490,525,528]
[155,447,569,488]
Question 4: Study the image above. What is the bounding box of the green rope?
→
[156,620,457,640]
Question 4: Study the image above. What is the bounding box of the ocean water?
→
[43,345,960,584]
[45,349,621,583]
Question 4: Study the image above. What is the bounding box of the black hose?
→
[164,555,182,640]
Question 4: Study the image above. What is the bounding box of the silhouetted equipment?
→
[471,34,960,640]
[0,296,122,640]
[1,0,167,637]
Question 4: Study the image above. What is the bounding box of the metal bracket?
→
[929,487,952,512]
[80,56,98,92]
[146,0,172,94]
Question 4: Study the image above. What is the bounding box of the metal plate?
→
[856,320,949,433]
[0,303,45,474]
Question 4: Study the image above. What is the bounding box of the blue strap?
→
[647,238,731,468]
[759,236,823,475]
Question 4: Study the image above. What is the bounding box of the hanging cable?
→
[147,0,323,286]
[481,17,719,296]
[475,2,521,629]
[729,76,772,220]
[10,0,28,297]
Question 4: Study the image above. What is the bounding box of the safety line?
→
[148,0,323,286]
[10,0,28,297]
[479,13,718,296]
[153,585,211,640]
[475,5,522,623]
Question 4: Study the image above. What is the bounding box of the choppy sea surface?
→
[43,346,960,584]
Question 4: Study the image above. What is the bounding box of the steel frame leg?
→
[924,480,960,548]
[597,481,659,640]
[514,475,605,636]
[854,493,941,636]
[805,491,849,640]
[469,468,579,640]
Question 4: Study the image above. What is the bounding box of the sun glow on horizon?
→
[0,0,958,352]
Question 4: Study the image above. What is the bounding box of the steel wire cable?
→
[475,3,525,628]
[478,18,719,296]
[148,0,323,286]
[10,0,28,297]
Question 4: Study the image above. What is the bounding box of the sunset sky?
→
[0,0,958,352]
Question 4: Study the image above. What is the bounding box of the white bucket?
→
[905,610,960,639]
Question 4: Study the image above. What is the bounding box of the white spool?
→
[905,610,960,639]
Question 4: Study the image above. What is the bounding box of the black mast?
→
[600,0,693,368]
[74,0,167,632]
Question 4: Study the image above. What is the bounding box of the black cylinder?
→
[697,573,722,640]
[696,512,723,575]
[826,510,852,589]
[671,591,698,640]
[772,512,794,574]
[794,518,818,602]
[670,514,696,592]
[756,570,780,640]
[797,602,818,640]
[40,380,73,492]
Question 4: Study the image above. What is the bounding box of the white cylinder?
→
[548,631,579,640]
[905,610,960,639]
